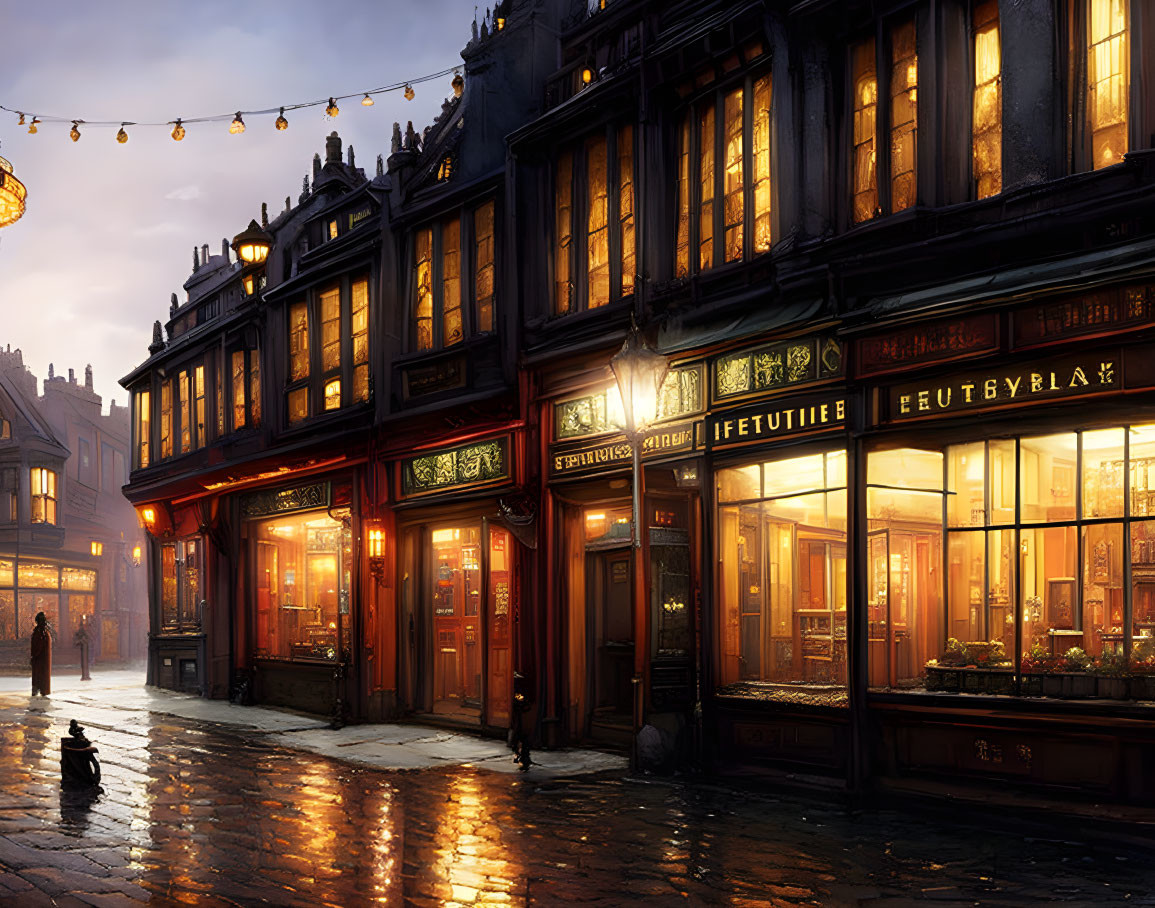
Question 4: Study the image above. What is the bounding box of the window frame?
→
[672,67,774,280]
[552,123,636,314]
[159,535,203,634]
[29,466,57,525]
[1068,0,1133,173]
[409,199,498,351]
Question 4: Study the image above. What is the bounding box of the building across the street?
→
[122,0,1155,807]
[0,348,147,668]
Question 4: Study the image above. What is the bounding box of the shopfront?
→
[547,366,704,747]
[240,480,355,716]
[856,288,1155,801]
[394,435,519,731]
[0,557,98,663]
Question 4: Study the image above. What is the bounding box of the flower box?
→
[1095,676,1130,700]
[925,665,960,692]
[1130,674,1155,701]
[959,667,1015,696]
[1020,673,1045,697]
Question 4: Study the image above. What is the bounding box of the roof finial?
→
[170,292,178,315]
[261,202,269,228]
[149,321,165,355]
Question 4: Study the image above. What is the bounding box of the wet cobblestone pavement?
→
[1,695,1154,905]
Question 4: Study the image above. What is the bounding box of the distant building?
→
[0,348,147,667]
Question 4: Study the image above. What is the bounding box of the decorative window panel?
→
[402,437,509,497]
[714,337,842,401]
[889,20,918,212]
[1088,0,1128,170]
[852,39,878,223]
[972,0,1002,198]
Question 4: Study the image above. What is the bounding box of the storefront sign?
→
[887,353,1120,420]
[707,395,847,449]
[240,482,329,519]
[402,356,467,399]
[857,314,998,377]
[1012,284,1154,348]
[713,336,842,403]
[550,422,696,476]
[554,365,703,440]
[348,206,373,229]
[401,436,509,497]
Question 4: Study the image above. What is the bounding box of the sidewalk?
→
[0,669,627,778]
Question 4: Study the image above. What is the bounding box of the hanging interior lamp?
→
[229,112,245,134]
[361,93,374,107]
[69,122,81,143]
[275,108,288,131]
[325,97,340,117]
[171,119,185,141]
[116,124,129,144]
[452,71,464,98]
[404,83,415,101]
[0,152,28,228]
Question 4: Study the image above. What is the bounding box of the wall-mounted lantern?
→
[366,522,386,583]
[132,545,142,567]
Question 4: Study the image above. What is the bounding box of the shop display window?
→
[160,538,202,633]
[716,449,847,701]
[0,590,13,641]
[872,423,1155,696]
[253,512,350,663]
[584,507,633,546]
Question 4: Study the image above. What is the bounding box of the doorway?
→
[586,547,635,730]
[868,527,941,688]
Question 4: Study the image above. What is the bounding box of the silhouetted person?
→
[30,611,51,696]
[74,620,91,681]
[60,719,101,786]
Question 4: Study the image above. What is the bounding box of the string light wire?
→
[0,65,460,133]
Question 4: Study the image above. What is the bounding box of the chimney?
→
[68,368,75,384]
[201,243,210,265]
[222,238,229,260]
[48,363,54,380]
[325,131,342,165]
[84,364,93,390]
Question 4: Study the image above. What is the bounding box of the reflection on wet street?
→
[0,702,1153,905]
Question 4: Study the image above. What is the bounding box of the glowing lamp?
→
[366,522,387,583]
[0,155,28,229]
[275,108,289,131]
[139,506,157,529]
[132,545,142,567]
[325,97,340,118]
[229,112,245,135]
[90,541,103,557]
[581,68,594,85]
[611,319,669,438]
[361,93,374,107]
[452,72,465,98]
[232,219,272,265]
[403,83,414,101]
[171,119,185,141]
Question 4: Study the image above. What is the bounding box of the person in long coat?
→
[30,611,51,696]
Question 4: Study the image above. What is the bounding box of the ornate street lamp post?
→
[0,154,27,229]
[610,318,668,769]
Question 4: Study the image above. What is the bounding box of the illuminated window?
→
[133,390,150,469]
[0,417,9,440]
[178,369,191,454]
[972,0,1002,198]
[474,201,495,333]
[1,468,16,523]
[437,156,454,181]
[675,70,773,276]
[161,537,202,632]
[328,219,338,240]
[553,126,636,315]
[29,467,57,525]
[160,381,172,459]
[324,378,342,411]
[193,365,206,450]
[289,301,309,382]
[1087,0,1128,169]
[851,39,879,223]
[232,351,247,430]
[412,203,494,347]
[320,285,342,409]
[554,151,574,314]
[351,278,369,404]
[250,347,261,426]
[215,356,224,438]
[889,20,917,212]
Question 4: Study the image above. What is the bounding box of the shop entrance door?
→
[585,548,634,734]
[868,527,940,687]
[427,522,514,725]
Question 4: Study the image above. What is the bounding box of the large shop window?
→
[869,424,1155,694]
[716,450,848,703]
[0,559,96,650]
[675,72,772,279]
[553,126,635,314]
[412,199,497,351]
[160,538,202,633]
[286,275,371,424]
[253,511,352,663]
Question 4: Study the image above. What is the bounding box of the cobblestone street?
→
[0,677,1153,905]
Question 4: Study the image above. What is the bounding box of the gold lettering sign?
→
[707,396,847,449]
[550,423,696,476]
[888,355,1119,420]
[348,207,373,229]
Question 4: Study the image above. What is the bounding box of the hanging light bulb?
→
[404,83,415,101]
[275,107,288,131]
[361,93,374,107]
[171,118,185,141]
[116,124,128,144]
[452,71,464,98]
[326,97,340,117]
[17,113,24,126]
[229,112,245,134]
[69,121,81,142]
[27,117,39,135]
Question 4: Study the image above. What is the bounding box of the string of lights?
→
[0,65,465,143]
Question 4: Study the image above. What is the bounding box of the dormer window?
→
[328,219,339,241]
[552,124,635,315]
[411,199,497,352]
[438,156,455,181]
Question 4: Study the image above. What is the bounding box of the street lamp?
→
[232,219,272,266]
[611,318,669,548]
[0,154,27,229]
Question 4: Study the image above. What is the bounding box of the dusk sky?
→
[0,0,477,407]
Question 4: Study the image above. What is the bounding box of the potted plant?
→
[926,638,966,691]
[1020,641,1058,696]
[1055,647,1096,698]
[958,640,1014,695]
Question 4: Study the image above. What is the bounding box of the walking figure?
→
[74,619,91,681]
[510,671,532,771]
[30,611,51,696]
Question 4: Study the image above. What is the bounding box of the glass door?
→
[868,529,891,687]
[486,526,513,727]
[430,524,483,720]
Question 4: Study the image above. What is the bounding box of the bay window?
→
[412,199,497,349]
[553,126,635,313]
[29,467,57,525]
[675,71,772,279]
